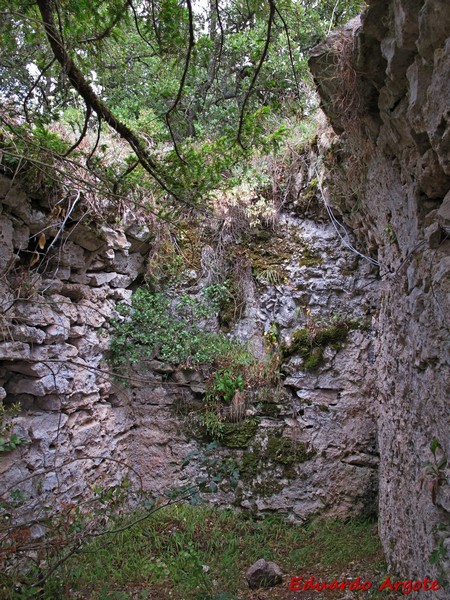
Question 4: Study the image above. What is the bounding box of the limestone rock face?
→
[11,2,448,557]
[0,166,380,526]
[0,177,148,504]
[310,0,450,592]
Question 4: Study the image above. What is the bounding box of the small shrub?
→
[206,370,244,405]
[109,287,245,374]
[199,409,225,441]
[0,403,27,454]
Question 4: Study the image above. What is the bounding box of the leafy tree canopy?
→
[0,0,365,206]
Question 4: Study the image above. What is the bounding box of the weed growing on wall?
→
[109,285,246,374]
[0,403,27,454]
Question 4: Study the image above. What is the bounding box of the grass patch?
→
[3,504,397,600]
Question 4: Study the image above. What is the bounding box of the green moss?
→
[298,245,323,268]
[240,452,259,480]
[218,301,235,332]
[221,418,259,449]
[259,401,282,417]
[265,436,315,466]
[252,479,283,496]
[318,404,330,412]
[303,179,319,201]
[280,328,310,359]
[280,322,352,371]
[314,324,348,347]
[303,346,324,370]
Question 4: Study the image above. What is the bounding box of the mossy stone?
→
[259,401,282,417]
[303,346,324,370]
[252,479,283,496]
[281,322,351,371]
[298,246,323,268]
[265,436,315,466]
[280,328,310,360]
[314,324,348,346]
[240,452,259,480]
[221,418,259,449]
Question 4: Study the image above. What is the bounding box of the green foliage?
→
[0,0,366,205]
[0,403,27,454]
[423,439,447,482]
[182,442,241,496]
[422,439,448,506]
[109,287,244,373]
[280,318,355,370]
[198,410,225,441]
[384,223,397,243]
[206,369,244,405]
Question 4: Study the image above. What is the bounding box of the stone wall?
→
[0,174,149,504]
[310,0,450,591]
[0,163,381,523]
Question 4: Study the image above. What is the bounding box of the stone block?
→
[28,412,69,442]
[246,559,283,589]
[67,223,105,252]
[100,225,131,252]
[1,324,46,344]
[0,341,31,361]
[31,343,78,361]
[8,361,51,378]
[7,372,73,396]
[417,149,450,198]
[3,186,32,223]
[0,214,13,272]
[88,272,117,287]
[57,241,86,269]
[417,0,450,63]
[110,273,134,288]
[13,301,59,327]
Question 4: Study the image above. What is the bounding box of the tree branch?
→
[236,0,275,149]
[36,0,181,201]
[164,0,195,162]
[23,57,56,123]
[63,101,92,157]
[79,1,129,44]
[274,5,299,93]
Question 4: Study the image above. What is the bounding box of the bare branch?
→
[274,5,300,93]
[127,0,158,54]
[164,0,195,162]
[236,0,275,149]
[63,101,92,157]
[23,57,56,123]
[86,114,102,168]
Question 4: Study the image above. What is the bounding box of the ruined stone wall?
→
[0,174,148,504]
[0,166,381,523]
[310,0,450,591]
[0,176,205,511]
